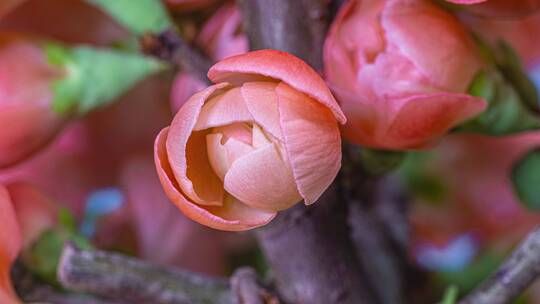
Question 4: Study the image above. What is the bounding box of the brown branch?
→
[239,1,391,303]
[238,0,328,71]
[12,263,121,304]
[460,226,540,304]
[58,243,233,304]
[142,29,212,84]
[256,185,376,304]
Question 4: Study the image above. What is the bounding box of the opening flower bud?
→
[155,50,345,231]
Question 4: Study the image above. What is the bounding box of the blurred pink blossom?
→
[324,0,486,150]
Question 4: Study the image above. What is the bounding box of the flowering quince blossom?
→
[0,183,57,304]
[155,50,346,231]
[445,0,540,18]
[171,2,247,112]
[409,133,540,252]
[463,11,540,69]
[0,34,63,167]
[324,0,487,150]
[0,185,21,304]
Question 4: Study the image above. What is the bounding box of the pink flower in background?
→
[412,132,540,245]
[324,0,486,150]
[120,155,226,274]
[7,183,57,250]
[171,2,247,112]
[0,35,64,168]
[0,185,22,304]
[0,0,127,46]
[156,50,345,231]
[463,11,540,68]
[0,183,56,304]
[446,0,540,18]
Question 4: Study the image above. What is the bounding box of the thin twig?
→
[12,263,121,304]
[58,243,233,304]
[142,29,213,83]
[460,226,540,304]
[239,1,380,303]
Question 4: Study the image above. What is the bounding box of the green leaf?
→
[27,229,64,284]
[399,152,447,203]
[441,286,459,304]
[460,70,540,135]
[496,41,539,113]
[45,43,167,115]
[86,0,173,35]
[360,148,405,176]
[58,208,77,233]
[512,148,540,210]
[25,228,93,284]
[468,70,496,102]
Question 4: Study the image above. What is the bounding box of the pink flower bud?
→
[0,184,21,304]
[171,3,247,112]
[324,0,487,150]
[155,50,345,231]
[7,182,57,250]
[0,35,63,167]
[446,0,540,18]
[464,11,540,68]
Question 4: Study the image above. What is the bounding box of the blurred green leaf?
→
[360,148,405,176]
[58,208,77,233]
[399,152,447,203]
[440,286,459,304]
[461,70,540,135]
[496,41,539,113]
[86,0,173,35]
[28,229,64,284]
[512,148,540,210]
[45,43,167,115]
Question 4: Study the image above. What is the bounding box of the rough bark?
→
[58,243,233,304]
[460,227,540,304]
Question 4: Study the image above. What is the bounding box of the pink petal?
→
[208,49,346,124]
[8,183,56,250]
[0,185,21,304]
[193,86,253,131]
[121,155,225,274]
[206,133,254,180]
[214,122,252,145]
[155,128,276,231]
[252,124,272,148]
[167,83,228,206]
[384,93,487,149]
[382,0,482,93]
[241,82,283,141]
[276,82,342,204]
[0,104,63,168]
[197,2,247,61]
[224,143,300,212]
[170,73,206,113]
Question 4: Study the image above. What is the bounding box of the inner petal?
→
[182,130,224,206]
[224,143,301,212]
[206,131,255,181]
[194,86,253,131]
[214,122,252,145]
